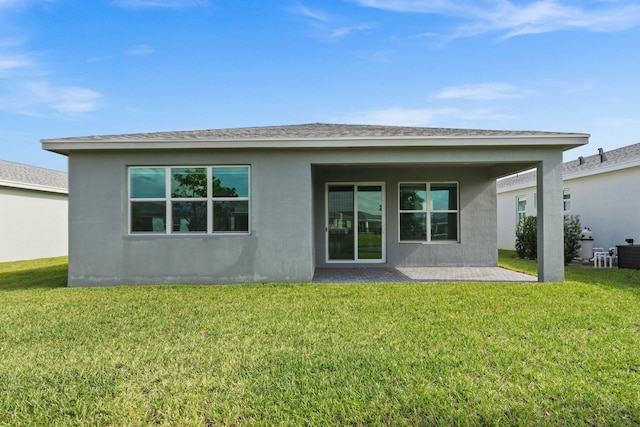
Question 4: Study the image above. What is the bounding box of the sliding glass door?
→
[327,183,385,262]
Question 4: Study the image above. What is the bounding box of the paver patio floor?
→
[312,267,537,283]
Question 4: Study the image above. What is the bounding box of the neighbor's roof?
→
[497,142,640,191]
[42,123,589,154]
[0,159,68,194]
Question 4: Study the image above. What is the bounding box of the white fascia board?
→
[497,180,536,193]
[497,159,640,193]
[0,179,68,194]
[42,134,589,154]
[563,159,640,181]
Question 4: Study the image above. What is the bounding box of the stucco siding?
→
[67,151,314,286]
[64,142,570,285]
[0,186,67,262]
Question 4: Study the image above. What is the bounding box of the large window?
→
[399,182,458,242]
[129,166,250,234]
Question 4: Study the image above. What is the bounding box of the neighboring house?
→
[497,143,640,251]
[41,123,588,286]
[0,160,68,262]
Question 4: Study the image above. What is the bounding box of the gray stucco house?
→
[41,123,588,286]
[0,160,68,262]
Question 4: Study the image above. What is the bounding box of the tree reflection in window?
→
[171,168,207,232]
[171,168,207,198]
[129,166,250,234]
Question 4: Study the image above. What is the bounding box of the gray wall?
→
[67,150,314,286]
[67,145,563,286]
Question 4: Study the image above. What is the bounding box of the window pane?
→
[131,201,166,233]
[431,183,457,210]
[431,213,458,240]
[171,168,207,198]
[172,201,207,232]
[518,198,526,211]
[130,168,165,198]
[328,185,354,260]
[357,185,383,260]
[400,184,426,211]
[213,201,249,232]
[400,213,427,241]
[212,167,249,197]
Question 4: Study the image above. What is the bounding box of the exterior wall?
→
[0,186,68,262]
[497,166,640,251]
[497,187,536,250]
[565,167,640,249]
[67,145,565,286]
[67,150,314,286]
[313,165,497,267]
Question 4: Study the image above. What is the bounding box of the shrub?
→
[515,215,582,264]
[564,214,582,265]
[515,216,537,260]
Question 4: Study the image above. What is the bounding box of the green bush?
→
[515,216,537,259]
[563,214,582,265]
[515,215,582,264]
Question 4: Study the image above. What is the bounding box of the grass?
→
[1,255,639,426]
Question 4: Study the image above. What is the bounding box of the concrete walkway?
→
[312,267,537,283]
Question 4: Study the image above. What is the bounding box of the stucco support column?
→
[536,153,564,282]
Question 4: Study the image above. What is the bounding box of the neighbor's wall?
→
[496,185,536,250]
[0,186,68,262]
[566,167,640,250]
[67,150,314,286]
[313,165,498,267]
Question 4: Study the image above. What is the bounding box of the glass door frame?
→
[325,182,386,264]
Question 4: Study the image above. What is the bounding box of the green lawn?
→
[1,255,639,426]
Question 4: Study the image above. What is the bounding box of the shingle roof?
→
[0,159,68,193]
[497,142,640,191]
[44,122,586,142]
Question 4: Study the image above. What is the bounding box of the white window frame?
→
[398,182,460,243]
[563,188,571,213]
[128,165,250,235]
[516,195,527,224]
[325,182,386,263]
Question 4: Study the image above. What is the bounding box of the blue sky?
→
[1,0,639,172]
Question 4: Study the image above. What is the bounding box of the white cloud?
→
[0,81,102,115]
[125,44,155,56]
[290,4,329,22]
[292,3,376,40]
[0,55,32,75]
[432,83,535,100]
[45,85,102,113]
[352,0,640,39]
[0,0,103,117]
[330,23,376,39]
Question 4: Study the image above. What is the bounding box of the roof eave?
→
[0,179,68,194]
[42,134,590,155]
